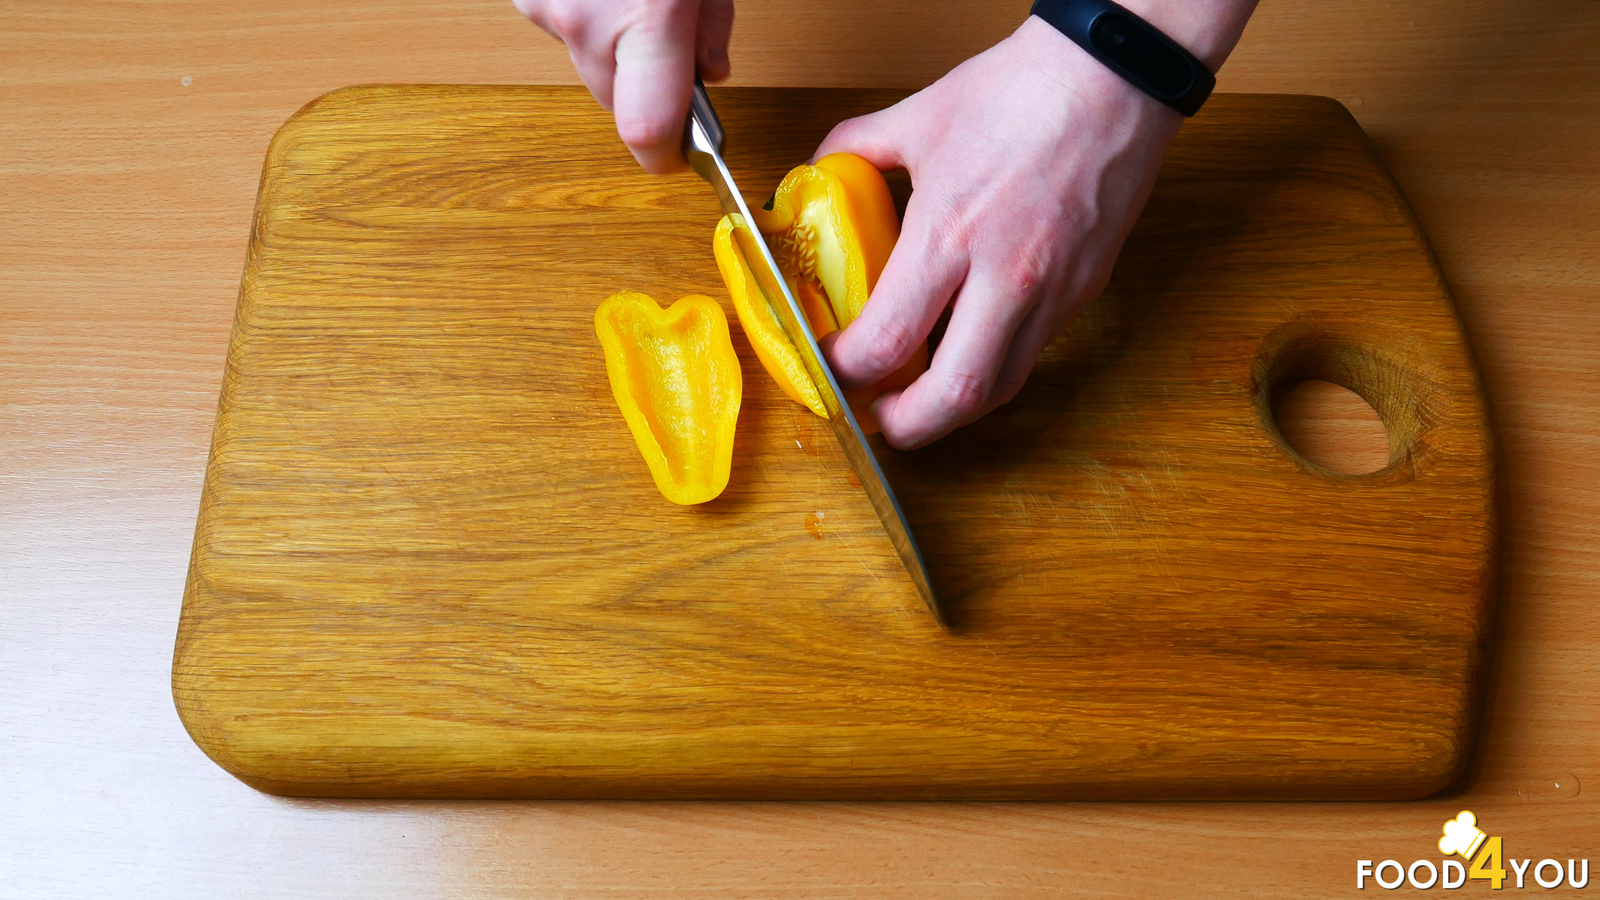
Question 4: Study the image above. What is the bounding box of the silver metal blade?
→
[683,84,942,624]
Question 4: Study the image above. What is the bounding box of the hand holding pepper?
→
[815,5,1256,449]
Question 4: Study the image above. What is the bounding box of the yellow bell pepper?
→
[713,214,826,416]
[713,153,928,433]
[593,290,741,505]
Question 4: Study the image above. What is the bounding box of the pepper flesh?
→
[713,153,928,432]
[755,152,898,329]
[594,290,741,505]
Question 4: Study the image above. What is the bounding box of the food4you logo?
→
[1358,811,1590,890]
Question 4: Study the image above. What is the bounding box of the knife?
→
[681,82,943,624]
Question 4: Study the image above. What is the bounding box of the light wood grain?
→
[170,87,1493,800]
[3,0,1596,896]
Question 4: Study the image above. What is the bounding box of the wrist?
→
[1106,0,1257,72]
[1009,15,1183,129]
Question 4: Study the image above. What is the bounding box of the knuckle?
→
[981,227,1053,297]
[614,113,678,150]
[936,371,990,418]
[930,208,975,259]
[1002,250,1048,298]
[863,321,918,372]
[906,197,966,257]
[539,1,584,37]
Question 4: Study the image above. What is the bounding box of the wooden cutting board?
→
[173,86,1496,800]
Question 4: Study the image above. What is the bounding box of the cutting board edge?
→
[172,746,1469,802]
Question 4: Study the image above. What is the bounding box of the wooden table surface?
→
[3,1,1595,896]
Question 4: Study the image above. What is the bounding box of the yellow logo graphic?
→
[1358,811,1590,890]
[1439,810,1487,859]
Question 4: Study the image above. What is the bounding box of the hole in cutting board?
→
[1270,379,1391,475]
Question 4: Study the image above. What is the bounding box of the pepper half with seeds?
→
[713,153,927,432]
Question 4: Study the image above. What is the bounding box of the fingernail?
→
[817,330,842,355]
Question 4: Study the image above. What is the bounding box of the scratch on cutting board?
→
[1087,468,1128,543]
[1005,485,1030,525]
[1003,481,1067,526]
[1029,489,1065,525]
[370,458,470,554]
[1098,451,1181,583]
[766,536,802,583]
[835,523,884,584]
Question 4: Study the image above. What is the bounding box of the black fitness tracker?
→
[1029,0,1216,116]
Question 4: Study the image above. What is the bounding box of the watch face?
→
[1090,11,1194,98]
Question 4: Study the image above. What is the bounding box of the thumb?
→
[812,105,907,171]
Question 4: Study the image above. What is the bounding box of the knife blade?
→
[682,82,943,624]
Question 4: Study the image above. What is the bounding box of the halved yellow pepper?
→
[594,290,741,505]
[713,214,826,416]
[712,152,928,432]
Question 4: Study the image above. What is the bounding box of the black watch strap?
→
[1029,0,1216,116]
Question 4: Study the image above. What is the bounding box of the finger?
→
[568,45,618,111]
[514,3,616,108]
[696,0,735,82]
[976,300,1056,418]
[823,193,967,388]
[811,105,907,170]
[612,7,699,173]
[978,276,1103,417]
[511,0,555,33]
[873,267,1038,449]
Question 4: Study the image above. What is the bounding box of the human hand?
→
[816,8,1249,449]
[512,0,735,172]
